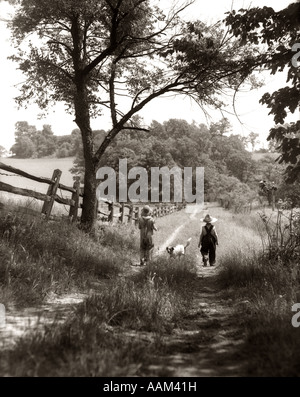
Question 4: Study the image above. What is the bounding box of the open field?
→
[0,157,76,215]
[0,157,76,188]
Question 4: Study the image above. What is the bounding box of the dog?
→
[166,238,192,259]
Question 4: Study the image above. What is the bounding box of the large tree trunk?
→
[81,158,98,233]
[74,80,99,233]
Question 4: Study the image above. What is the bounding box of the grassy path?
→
[0,293,89,351]
[138,203,262,376]
[141,268,247,377]
[0,204,263,376]
[155,204,200,257]
[154,202,261,266]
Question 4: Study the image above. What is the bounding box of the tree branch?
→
[122,126,149,133]
[94,80,179,164]
[131,86,151,109]
[109,61,118,126]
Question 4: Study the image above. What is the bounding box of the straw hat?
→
[200,214,217,223]
[141,205,152,216]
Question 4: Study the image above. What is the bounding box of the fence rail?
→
[97,198,184,226]
[0,162,185,224]
[0,162,80,221]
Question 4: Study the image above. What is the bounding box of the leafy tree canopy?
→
[225,2,300,182]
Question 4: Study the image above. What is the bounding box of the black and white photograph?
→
[0,0,299,382]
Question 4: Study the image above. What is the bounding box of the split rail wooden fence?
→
[0,162,80,221]
[99,199,183,226]
[0,162,184,224]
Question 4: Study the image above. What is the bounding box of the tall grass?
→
[0,200,200,376]
[217,206,300,377]
[0,206,140,308]
[218,249,296,302]
[0,256,198,376]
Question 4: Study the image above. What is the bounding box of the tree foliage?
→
[268,121,300,183]
[225,2,300,183]
[70,117,259,207]
[10,121,57,158]
[0,146,7,157]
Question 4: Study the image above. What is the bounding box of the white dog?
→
[166,238,192,259]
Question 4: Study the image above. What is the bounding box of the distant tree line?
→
[10,121,79,159]
[9,118,299,209]
[68,117,288,210]
[71,117,300,209]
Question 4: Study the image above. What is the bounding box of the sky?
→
[0,0,298,152]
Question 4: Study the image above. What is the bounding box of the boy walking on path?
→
[138,205,158,266]
[198,214,219,267]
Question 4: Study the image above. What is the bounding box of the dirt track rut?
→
[142,266,246,377]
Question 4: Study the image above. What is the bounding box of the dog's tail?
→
[185,237,192,249]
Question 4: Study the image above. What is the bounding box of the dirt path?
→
[156,204,199,257]
[0,293,88,350]
[141,205,247,377]
[142,266,246,377]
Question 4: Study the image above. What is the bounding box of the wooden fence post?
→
[96,199,99,221]
[135,206,140,227]
[108,202,114,222]
[42,169,62,220]
[128,205,133,224]
[120,202,125,223]
[69,177,80,222]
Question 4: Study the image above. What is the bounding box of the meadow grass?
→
[0,197,195,309]
[0,202,141,308]
[0,157,75,187]
[0,256,198,376]
[1,198,300,376]
[241,298,300,377]
[216,207,300,377]
[0,199,199,376]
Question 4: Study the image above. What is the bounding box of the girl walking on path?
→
[138,205,158,266]
[198,214,219,267]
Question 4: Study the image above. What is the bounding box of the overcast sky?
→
[0,0,298,151]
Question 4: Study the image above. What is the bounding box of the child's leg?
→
[148,247,154,262]
[209,245,216,266]
[144,249,150,263]
[140,247,146,265]
[200,248,209,266]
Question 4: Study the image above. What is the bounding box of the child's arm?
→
[212,227,219,245]
[152,219,158,232]
[198,228,203,248]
